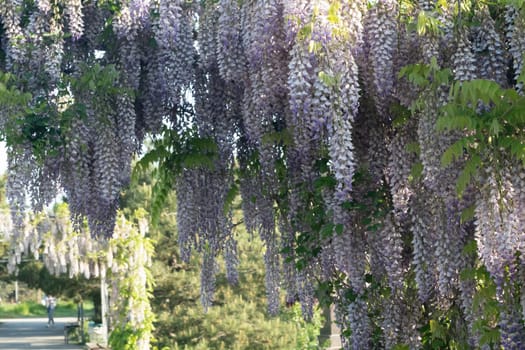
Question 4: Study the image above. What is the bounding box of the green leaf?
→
[327,1,340,24]
[134,146,169,174]
[344,288,357,302]
[489,119,502,136]
[223,183,239,215]
[405,142,420,155]
[262,129,293,146]
[462,239,477,256]
[436,110,476,132]
[313,175,337,190]
[398,63,431,87]
[479,328,501,347]
[409,162,423,182]
[460,204,476,224]
[318,71,337,87]
[517,52,525,85]
[441,139,467,167]
[429,319,447,341]
[456,154,481,196]
[416,11,428,35]
[471,79,500,105]
[308,40,322,53]
[392,345,409,350]
[298,23,312,40]
[434,67,452,85]
[460,267,476,281]
[391,103,412,127]
[150,168,173,227]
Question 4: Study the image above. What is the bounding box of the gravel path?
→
[0,318,83,350]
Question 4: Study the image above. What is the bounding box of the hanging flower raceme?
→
[217,0,246,83]
[108,212,155,350]
[431,31,478,303]
[410,188,439,303]
[240,0,288,177]
[0,0,144,240]
[475,159,525,349]
[3,202,103,278]
[325,47,360,200]
[130,0,152,25]
[170,58,240,311]
[5,1,525,348]
[287,32,320,184]
[1,0,27,69]
[141,0,195,132]
[365,0,398,120]
[506,5,525,89]
[473,10,507,85]
[64,0,83,40]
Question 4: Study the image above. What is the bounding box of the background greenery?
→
[0,299,94,318]
[0,171,327,349]
[122,169,327,350]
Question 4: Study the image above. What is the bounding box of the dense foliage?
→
[1,0,525,349]
[122,173,325,349]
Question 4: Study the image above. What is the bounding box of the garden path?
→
[0,317,83,349]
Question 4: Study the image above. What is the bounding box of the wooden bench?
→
[64,322,80,344]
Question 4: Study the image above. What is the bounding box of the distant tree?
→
[121,166,324,349]
[16,260,99,300]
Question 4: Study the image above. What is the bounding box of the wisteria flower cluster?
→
[1,1,525,349]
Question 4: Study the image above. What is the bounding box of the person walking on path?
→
[46,295,56,327]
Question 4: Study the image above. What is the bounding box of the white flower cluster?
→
[108,215,154,350]
[4,204,102,278]
[64,0,83,40]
